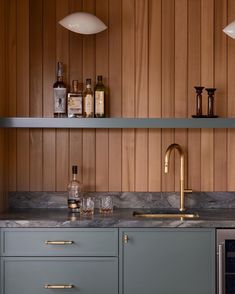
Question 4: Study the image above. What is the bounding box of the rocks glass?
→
[99,196,113,215]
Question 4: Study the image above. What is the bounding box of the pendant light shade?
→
[59,12,107,35]
[223,21,235,39]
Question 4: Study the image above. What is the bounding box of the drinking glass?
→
[99,196,113,215]
[80,197,94,216]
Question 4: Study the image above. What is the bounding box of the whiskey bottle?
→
[83,79,94,118]
[94,75,105,118]
[67,80,83,118]
[67,165,82,212]
[53,62,67,117]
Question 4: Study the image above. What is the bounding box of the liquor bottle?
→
[83,79,94,118]
[67,165,82,212]
[94,75,105,118]
[53,62,67,117]
[67,80,83,118]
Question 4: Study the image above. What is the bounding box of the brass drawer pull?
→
[44,284,74,289]
[45,241,73,245]
[123,234,129,244]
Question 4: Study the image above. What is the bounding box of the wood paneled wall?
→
[3,0,235,192]
[0,0,8,211]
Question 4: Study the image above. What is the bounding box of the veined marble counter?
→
[0,208,235,228]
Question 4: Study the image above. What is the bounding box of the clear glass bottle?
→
[53,62,67,117]
[95,75,105,118]
[67,80,83,118]
[83,79,94,118]
[67,165,82,212]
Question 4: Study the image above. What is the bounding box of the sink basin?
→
[132,210,199,219]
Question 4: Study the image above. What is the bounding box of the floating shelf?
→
[0,117,235,128]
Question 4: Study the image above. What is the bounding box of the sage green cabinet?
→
[1,228,118,294]
[120,228,215,294]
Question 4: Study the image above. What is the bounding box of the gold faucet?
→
[164,143,192,212]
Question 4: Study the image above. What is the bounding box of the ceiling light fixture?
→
[59,12,107,35]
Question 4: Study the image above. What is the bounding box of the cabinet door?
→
[2,257,118,294]
[120,228,215,294]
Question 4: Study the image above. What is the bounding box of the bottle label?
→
[54,88,66,113]
[68,95,83,117]
[84,94,94,116]
[95,91,104,115]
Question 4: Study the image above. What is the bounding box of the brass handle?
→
[184,189,192,193]
[123,234,129,244]
[218,244,224,294]
[44,284,74,289]
[45,241,73,245]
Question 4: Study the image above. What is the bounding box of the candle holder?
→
[192,86,207,118]
[205,88,218,118]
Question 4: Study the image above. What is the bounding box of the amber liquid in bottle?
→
[95,75,105,118]
[53,62,67,117]
[67,80,83,118]
[67,165,82,212]
[83,79,94,118]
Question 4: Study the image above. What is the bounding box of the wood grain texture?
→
[214,0,227,191]
[201,0,214,191]
[135,0,148,191]
[228,0,235,191]
[187,0,201,191]
[29,0,43,191]
[69,0,83,184]
[2,0,232,194]
[95,0,109,191]
[16,0,30,191]
[108,0,122,191]
[42,0,56,191]
[174,0,188,191]
[6,0,17,191]
[161,0,175,192]
[122,0,135,191]
[82,0,96,191]
[148,0,161,192]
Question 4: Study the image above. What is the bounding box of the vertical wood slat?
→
[108,0,122,191]
[135,0,148,191]
[82,0,96,191]
[16,0,30,191]
[43,0,56,191]
[0,0,7,211]
[95,0,109,191]
[161,0,175,192]
[201,0,214,191]
[56,0,70,191]
[174,0,188,191]
[69,0,83,184]
[122,0,135,191]
[148,0,162,192]
[7,0,17,191]
[187,0,201,191]
[29,0,43,191]
[227,0,235,191]
[214,0,227,191]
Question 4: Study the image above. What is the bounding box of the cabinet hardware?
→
[218,244,224,294]
[44,284,74,289]
[123,234,129,244]
[45,240,73,245]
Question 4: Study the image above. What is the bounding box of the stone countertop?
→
[0,208,235,228]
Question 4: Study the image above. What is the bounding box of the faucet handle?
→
[184,189,192,193]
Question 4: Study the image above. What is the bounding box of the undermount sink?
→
[132,210,199,219]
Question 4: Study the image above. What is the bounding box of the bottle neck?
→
[72,173,77,181]
[57,76,63,82]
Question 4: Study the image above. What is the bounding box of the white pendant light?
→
[223,21,235,39]
[59,12,107,35]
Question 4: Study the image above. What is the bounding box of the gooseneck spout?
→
[164,143,191,212]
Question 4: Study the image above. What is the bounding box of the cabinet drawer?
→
[1,228,118,256]
[2,257,118,294]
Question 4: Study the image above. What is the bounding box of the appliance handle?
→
[218,244,224,294]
